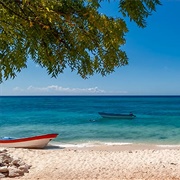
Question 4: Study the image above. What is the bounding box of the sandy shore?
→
[1,144,180,180]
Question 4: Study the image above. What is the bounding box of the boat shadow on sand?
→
[44,144,65,150]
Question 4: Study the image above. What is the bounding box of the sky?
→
[0,0,180,96]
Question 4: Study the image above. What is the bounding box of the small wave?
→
[104,142,133,146]
[51,141,133,148]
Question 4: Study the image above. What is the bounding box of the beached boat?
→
[98,112,136,119]
[0,133,58,149]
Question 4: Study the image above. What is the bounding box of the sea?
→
[0,96,180,146]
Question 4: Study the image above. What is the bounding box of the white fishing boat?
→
[0,133,58,149]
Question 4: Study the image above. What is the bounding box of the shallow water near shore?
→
[0,96,180,145]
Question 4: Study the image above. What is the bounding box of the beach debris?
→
[170,162,177,165]
[0,149,31,178]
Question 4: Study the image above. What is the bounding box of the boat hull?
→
[0,134,58,149]
[98,112,136,119]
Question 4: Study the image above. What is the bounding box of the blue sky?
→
[1,0,180,96]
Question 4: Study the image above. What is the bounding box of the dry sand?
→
[1,144,180,180]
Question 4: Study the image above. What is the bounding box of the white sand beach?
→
[1,144,180,180]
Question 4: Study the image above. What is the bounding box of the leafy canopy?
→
[0,0,161,83]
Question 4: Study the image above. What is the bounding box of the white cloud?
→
[12,85,129,95]
[14,85,106,95]
[13,87,24,92]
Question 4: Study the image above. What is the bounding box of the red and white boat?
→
[0,133,58,149]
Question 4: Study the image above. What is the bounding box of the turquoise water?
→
[0,96,180,145]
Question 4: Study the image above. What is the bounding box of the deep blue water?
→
[0,96,180,145]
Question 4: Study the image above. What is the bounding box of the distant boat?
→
[98,112,136,119]
[0,133,58,149]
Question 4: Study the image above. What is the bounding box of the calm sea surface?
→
[0,96,180,145]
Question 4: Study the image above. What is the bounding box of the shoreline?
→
[1,143,180,180]
[49,141,180,151]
